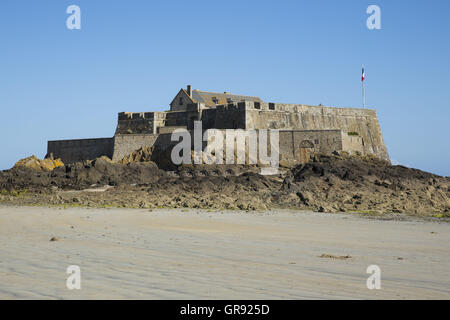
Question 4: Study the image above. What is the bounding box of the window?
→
[269,103,275,110]
[212,97,218,104]
[227,98,233,103]
[254,102,261,109]
[179,97,183,105]
[314,139,319,145]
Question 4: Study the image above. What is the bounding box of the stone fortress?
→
[47,85,390,165]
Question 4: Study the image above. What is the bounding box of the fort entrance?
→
[298,140,314,164]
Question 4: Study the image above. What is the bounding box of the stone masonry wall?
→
[115,112,169,135]
[112,133,176,162]
[244,102,389,161]
[112,134,159,162]
[201,103,246,129]
[278,130,344,162]
[202,129,347,164]
[47,138,114,163]
[47,98,388,165]
[47,129,363,166]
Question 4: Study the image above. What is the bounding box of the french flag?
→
[362,67,365,82]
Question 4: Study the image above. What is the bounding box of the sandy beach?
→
[0,206,449,299]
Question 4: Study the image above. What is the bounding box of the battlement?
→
[117,111,167,121]
[215,102,247,111]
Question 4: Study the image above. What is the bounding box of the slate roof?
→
[190,90,262,107]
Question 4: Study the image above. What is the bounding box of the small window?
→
[179,97,183,105]
[269,103,275,110]
[314,139,319,145]
[212,97,218,104]
[254,102,261,109]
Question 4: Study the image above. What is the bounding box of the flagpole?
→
[362,79,365,109]
[362,64,366,109]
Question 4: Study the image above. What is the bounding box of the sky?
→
[0,0,449,176]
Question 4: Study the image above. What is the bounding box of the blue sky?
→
[0,0,449,175]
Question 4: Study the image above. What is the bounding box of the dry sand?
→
[0,205,449,299]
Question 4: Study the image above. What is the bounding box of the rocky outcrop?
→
[13,156,64,172]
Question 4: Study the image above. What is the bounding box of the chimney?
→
[187,85,192,97]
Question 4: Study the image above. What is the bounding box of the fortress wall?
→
[48,129,362,165]
[112,134,159,161]
[112,133,177,162]
[47,138,114,163]
[48,99,387,165]
[153,113,167,131]
[115,112,155,134]
[116,110,194,134]
[203,129,344,164]
[164,111,190,127]
[203,129,275,164]
[201,103,246,129]
[115,112,169,135]
[245,103,389,161]
[158,126,187,134]
[341,134,365,155]
[278,130,344,161]
[200,109,217,128]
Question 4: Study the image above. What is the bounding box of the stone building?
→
[47,85,390,165]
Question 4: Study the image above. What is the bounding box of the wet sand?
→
[0,206,449,299]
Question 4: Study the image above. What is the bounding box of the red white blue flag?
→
[362,67,365,82]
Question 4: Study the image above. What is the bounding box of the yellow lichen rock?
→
[119,146,153,164]
[13,155,64,172]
